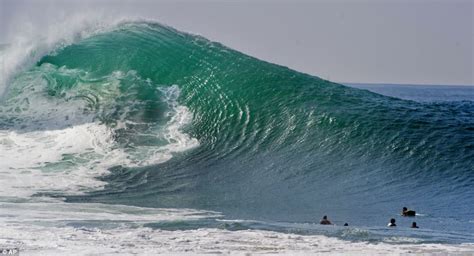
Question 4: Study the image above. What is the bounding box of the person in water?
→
[402,207,416,216]
[411,222,419,228]
[387,218,397,227]
[343,223,349,226]
[320,215,332,225]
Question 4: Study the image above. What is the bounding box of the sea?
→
[0,21,473,255]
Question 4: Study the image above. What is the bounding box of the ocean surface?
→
[0,21,473,254]
[346,83,474,103]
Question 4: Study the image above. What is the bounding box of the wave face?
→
[2,22,473,239]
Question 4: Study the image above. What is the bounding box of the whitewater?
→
[0,16,473,255]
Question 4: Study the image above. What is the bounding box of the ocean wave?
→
[1,20,473,245]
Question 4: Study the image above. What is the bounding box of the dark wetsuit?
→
[402,210,416,216]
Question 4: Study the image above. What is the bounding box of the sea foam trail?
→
[0,206,473,256]
[1,201,473,255]
[0,83,198,198]
[0,123,112,197]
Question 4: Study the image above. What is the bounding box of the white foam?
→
[149,85,200,164]
[0,61,199,198]
[0,202,221,255]
[0,201,220,224]
[0,99,199,198]
[0,123,113,198]
[0,202,472,256]
[0,11,135,98]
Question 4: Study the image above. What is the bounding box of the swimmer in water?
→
[387,218,397,227]
[411,222,419,228]
[320,215,332,225]
[402,207,416,216]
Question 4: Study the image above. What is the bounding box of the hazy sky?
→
[1,0,473,85]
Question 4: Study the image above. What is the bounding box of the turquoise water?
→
[2,22,473,244]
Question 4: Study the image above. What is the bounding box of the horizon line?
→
[338,81,474,87]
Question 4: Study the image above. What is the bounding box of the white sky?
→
[1,0,473,85]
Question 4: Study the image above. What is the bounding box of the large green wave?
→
[3,22,473,229]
